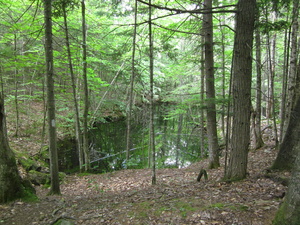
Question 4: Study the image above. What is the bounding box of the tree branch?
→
[137,0,237,14]
[152,22,203,36]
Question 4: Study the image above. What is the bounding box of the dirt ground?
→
[0,144,288,225]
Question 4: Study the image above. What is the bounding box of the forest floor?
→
[0,101,289,224]
[0,143,288,225]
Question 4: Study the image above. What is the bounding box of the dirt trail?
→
[0,145,287,225]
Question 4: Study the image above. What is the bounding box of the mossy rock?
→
[17,155,39,171]
[28,170,66,186]
[28,170,50,185]
[16,150,49,172]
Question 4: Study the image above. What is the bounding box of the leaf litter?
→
[0,145,288,225]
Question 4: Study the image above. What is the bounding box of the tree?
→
[279,12,291,143]
[44,0,60,195]
[203,0,220,169]
[273,95,300,225]
[253,29,264,149]
[272,0,299,171]
[149,0,156,185]
[224,0,256,181]
[0,93,24,203]
[126,0,138,161]
[272,75,300,171]
[282,0,299,138]
[81,0,90,171]
[63,1,84,172]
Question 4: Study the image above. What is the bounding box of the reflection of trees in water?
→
[58,104,207,173]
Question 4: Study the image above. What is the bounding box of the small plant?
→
[174,200,196,218]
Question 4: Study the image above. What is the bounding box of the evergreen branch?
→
[152,22,202,36]
[137,0,237,14]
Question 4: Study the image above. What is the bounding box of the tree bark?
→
[274,96,300,225]
[279,17,291,142]
[272,0,299,171]
[282,0,299,137]
[13,34,20,137]
[266,29,279,145]
[253,29,264,149]
[203,0,219,169]
[0,94,24,203]
[272,94,300,171]
[62,5,83,172]
[44,0,60,195]
[200,35,205,158]
[224,0,256,181]
[81,0,90,171]
[149,0,156,185]
[126,0,138,161]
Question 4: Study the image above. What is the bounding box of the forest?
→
[0,0,300,224]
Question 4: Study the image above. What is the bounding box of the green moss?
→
[21,189,39,202]
[16,151,38,171]
[154,206,169,216]
[204,202,248,212]
[208,202,226,209]
[229,203,249,211]
[179,205,196,217]
[77,172,93,176]
[133,201,151,219]
[273,202,287,225]
[53,219,75,225]
[20,179,38,202]
[273,201,300,225]
[28,170,50,185]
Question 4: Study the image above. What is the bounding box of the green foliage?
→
[125,157,143,169]
[258,20,290,33]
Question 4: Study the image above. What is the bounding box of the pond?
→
[58,103,207,173]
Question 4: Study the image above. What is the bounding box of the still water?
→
[58,104,206,173]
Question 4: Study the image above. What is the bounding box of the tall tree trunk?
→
[272,62,300,171]
[224,0,256,181]
[0,93,24,203]
[220,14,226,141]
[272,0,299,171]
[273,96,300,225]
[203,0,219,169]
[81,0,90,171]
[44,0,60,195]
[126,0,138,161]
[266,30,279,145]
[149,0,156,185]
[200,35,205,158]
[279,18,291,142]
[62,6,83,172]
[253,29,264,149]
[13,34,19,137]
[283,0,299,137]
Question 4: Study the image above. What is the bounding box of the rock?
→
[28,170,50,185]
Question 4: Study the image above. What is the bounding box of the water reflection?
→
[88,104,206,173]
